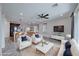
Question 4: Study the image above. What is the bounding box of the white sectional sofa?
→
[58,39,79,56]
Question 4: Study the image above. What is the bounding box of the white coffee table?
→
[35,41,54,55]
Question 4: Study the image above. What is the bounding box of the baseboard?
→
[0,48,2,56]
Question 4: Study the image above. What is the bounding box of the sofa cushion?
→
[63,48,72,56]
[21,36,27,41]
[65,41,71,49]
[58,39,79,56]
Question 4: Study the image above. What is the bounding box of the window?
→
[74,11,79,44]
[34,26,39,32]
[43,23,47,33]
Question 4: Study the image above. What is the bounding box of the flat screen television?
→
[54,25,64,32]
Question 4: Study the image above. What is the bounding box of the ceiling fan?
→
[38,13,49,19]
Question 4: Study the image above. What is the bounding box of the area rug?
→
[2,38,60,56]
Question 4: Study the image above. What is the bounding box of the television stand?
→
[50,35,65,41]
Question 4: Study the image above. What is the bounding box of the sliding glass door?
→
[74,10,79,44]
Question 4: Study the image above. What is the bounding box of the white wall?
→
[0,4,10,49]
[39,17,71,37]
[19,23,39,32]
[0,4,2,55]
[0,4,2,48]
[1,16,10,48]
[0,5,5,48]
[3,15,10,39]
[1,16,5,48]
[19,23,30,32]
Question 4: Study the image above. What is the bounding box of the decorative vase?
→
[41,40,48,46]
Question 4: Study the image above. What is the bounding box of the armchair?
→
[31,33,43,44]
[17,34,32,50]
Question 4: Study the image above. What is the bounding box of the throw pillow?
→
[35,34,40,38]
[65,41,71,49]
[21,36,27,41]
[63,48,72,56]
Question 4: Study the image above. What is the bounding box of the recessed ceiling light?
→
[20,12,23,16]
[60,14,63,16]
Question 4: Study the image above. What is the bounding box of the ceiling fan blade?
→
[39,14,44,18]
[38,15,41,18]
[45,17,49,19]
[38,15,40,16]
[44,14,49,17]
[42,14,43,16]
[38,13,49,19]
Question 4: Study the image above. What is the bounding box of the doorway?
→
[10,23,20,37]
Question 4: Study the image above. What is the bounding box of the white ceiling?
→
[2,3,78,24]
